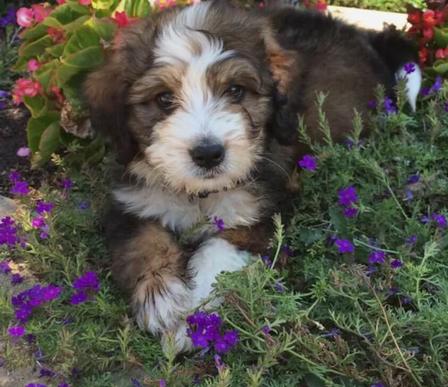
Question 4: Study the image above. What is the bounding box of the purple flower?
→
[297,154,317,171]
[159,379,167,387]
[70,291,88,305]
[384,97,398,114]
[11,273,24,285]
[370,383,385,387]
[8,325,25,337]
[420,86,430,97]
[338,186,358,207]
[405,235,417,246]
[367,99,377,110]
[26,384,47,387]
[274,281,285,293]
[282,244,294,257]
[17,147,31,157]
[431,76,443,93]
[366,265,377,277]
[212,216,225,232]
[58,384,69,387]
[39,368,55,378]
[421,215,430,224]
[407,174,420,184]
[78,201,90,210]
[335,239,354,254]
[261,255,272,267]
[10,180,30,196]
[0,7,16,27]
[0,260,11,274]
[61,178,73,191]
[390,259,403,269]
[322,328,341,339]
[444,101,448,113]
[0,90,8,99]
[32,216,46,229]
[388,287,399,296]
[403,62,416,74]
[35,201,54,215]
[214,354,225,372]
[0,217,21,247]
[186,311,239,354]
[404,189,414,201]
[131,378,142,387]
[432,213,447,229]
[343,206,358,218]
[73,271,100,292]
[368,250,386,264]
[261,325,271,335]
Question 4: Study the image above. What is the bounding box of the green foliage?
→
[13,0,152,167]
[328,0,425,13]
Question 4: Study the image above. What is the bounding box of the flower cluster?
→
[70,271,100,305]
[31,200,54,240]
[186,311,239,354]
[338,185,358,218]
[12,284,62,325]
[9,170,30,196]
[335,239,355,254]
[0,216,21,247]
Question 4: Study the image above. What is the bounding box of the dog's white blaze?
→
[396,62,421,111]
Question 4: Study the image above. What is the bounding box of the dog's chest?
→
[113,185,262,232]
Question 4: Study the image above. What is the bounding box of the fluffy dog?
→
[85,1,419,351]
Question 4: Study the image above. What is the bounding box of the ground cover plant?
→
[1,1,448,387]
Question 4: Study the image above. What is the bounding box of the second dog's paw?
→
[133,275,192,334]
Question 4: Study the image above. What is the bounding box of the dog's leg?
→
[163,237,250,352]
[111,222,193,339]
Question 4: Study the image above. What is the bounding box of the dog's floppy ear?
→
[84,19,155,164]
[262,28,300,145]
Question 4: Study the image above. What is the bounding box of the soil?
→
[0,106,43,197]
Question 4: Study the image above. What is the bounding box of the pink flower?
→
[79,0,92,5]
[27,59,41,72]
[50,86,65,105]
[113,11,130,28]
[16,7,34,28]
[17,147,31,157]
[12,78,43,105]
[31,4,51,23]
[56,0,66,4]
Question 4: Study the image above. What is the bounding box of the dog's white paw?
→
[133,276,192,334]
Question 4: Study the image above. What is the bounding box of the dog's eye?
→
[224,85,245,103]
[156,92,175,111]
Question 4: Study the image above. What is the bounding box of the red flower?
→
[56,0,66,4]
[113,11,130,28]
[435,47,448,59]
[423,10,437,28]
[12,78,43,105]
[315,0,327,11]
[31,4,51,23]
[47,27,65,43]
[16,7,34,27]
[79,0,92,5]
[407,10,422,25]
[422,27,434,40]
[435,10,445,25]
[27,59,41,72]
[419,47,429,65]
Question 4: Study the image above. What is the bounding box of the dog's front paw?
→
[133,275,192,335]
[161,322,194,354]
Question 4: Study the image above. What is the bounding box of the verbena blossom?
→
[274,281,285,293]
[0,216,21,247]
[186,311,239,354]
[390,259,403,269]
[297,154,317,171]
[212,216,225,232]
[335,239,354,254]
[403,62,416,74]
[36,201,54,215]
[12,284,62,323]
[70,271,100,305]
[61,178,73,191]
[343,207,358,218]
[367,99,377,110]
[0,7,16,27]
[26,384,47,387]
[368,250,386,264]
[338,186,358,207]
[384,97,398,114]
[11,273,24,285]
[39,368,55,378]
[405,235,417,246]
[9,170,30,196]
[0,260,11,274]
[8,325,25,337]
[432,213,447,228]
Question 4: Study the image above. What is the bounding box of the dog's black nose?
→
[190,144,225,169]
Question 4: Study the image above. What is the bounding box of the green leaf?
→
[433,61,448,75]
[49,3,89,25]
[20,23,49,42]
[35,60,59,91]
[434,28,448,48]
[116,0,150,17]
[42,16,65,29]
[26,112,60,152]
[23,95,47,118]
[86,17,117,41]
[19,35,54,59]
[61,27,104,70]
[46,44,65,58]
[92,0,120,11]
[39,122,62,162]
[63,15,90,33]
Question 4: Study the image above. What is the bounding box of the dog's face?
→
[86,2,294,195]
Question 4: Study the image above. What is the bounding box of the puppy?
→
[85,1,419,352]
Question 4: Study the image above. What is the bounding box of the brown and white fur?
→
[85,1,419,352]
